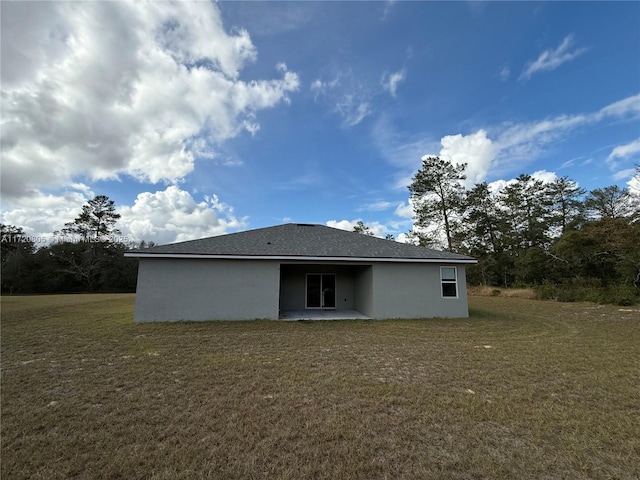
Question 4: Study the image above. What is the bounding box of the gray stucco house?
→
[125,223,476,322]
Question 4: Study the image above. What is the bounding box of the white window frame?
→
[440,266,458,298]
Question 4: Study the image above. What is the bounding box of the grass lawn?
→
[1,294,639,479]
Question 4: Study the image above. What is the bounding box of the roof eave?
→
[124,252,477,264]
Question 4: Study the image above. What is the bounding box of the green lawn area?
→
[1,294,639,479]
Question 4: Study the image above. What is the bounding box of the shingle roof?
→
[126,223,476,262]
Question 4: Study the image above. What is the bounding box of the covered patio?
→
[278,263,373,318]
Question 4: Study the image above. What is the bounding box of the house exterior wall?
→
[133,257,470,322]
[133,258,280,322]
[354,265,374,317]
[370,263,469,319]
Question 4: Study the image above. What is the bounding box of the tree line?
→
[3,164,639,305]
[1,196,149,294]
[405,157,640,305]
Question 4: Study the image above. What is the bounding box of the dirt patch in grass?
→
[2,294,639,479]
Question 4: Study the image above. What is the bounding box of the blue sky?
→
[1,1,639,245]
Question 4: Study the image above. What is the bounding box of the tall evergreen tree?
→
[499,174,553,250]
[462,183,509,286]
[548,176,586,234]
[585,185,634,220]
[353,221,375,236]
[61,195,121,241]
[55,196,123,291]
[408,156,467,251]
[464,182,505,255]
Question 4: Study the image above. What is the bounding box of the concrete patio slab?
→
[279,310,370,321]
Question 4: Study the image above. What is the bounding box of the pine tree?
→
[408,156,467,251]
[61,195,121,241]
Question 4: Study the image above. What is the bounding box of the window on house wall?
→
[441,267,458,298]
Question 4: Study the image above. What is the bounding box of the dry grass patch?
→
[2,294,639,479]
[469,285,537,299]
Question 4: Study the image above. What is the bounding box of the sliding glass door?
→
[306,274,336,309]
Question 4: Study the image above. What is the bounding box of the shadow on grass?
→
[467,306,527,327]
[469,307,504,320]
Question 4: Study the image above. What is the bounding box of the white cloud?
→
[313,67,406,126]
[487,179,514,194]
[494,114,588,165]
[436,124,576,188]
[381,69,406,97]
[376,93,640,196]
[520,34,588,81]
[439,130,496,187]
[597,94,640,119]
[0,2,69,87]
[531,169,559,184]
[606,138,640,164]
[325,202,431,246]
[310,75,341,100]
[559,158,577,169]
[310,71,376,127]
[394,202,414,219]
[607,137,639,181]
[357,200,396,212]
[628,171,640,194]
[491,93,640,175]
[484,170,558,195]
[0,1,299,199]
[326,219,360,232]
[326,219,387,238]
[335,95,371,127]
[118,186,247,244]
[612,168,637,181]
[498,66,510,81]
[0,185,246,246]
[0,187,95,243]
